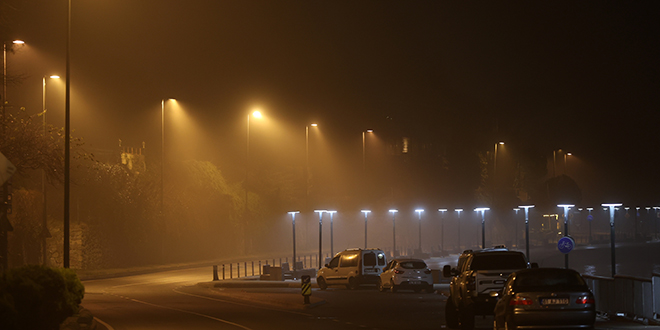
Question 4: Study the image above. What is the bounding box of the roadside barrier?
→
[583,273,659,322]
[212,254,324,281]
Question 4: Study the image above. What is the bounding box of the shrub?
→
[0,265,85,330]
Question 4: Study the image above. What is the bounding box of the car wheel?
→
[389,280,399,293]
[347,277,359,290]
[460,307,475,330]
[317,277,327,290]
[445,296,459,329]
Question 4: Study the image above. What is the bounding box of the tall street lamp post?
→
[603,203,622,277]
[160,98,175,263]
[455,209,463,251]
[362,130,373,173]
[327,210,336,256]
[415,209,424,253]
[361,210,371,248]
[245,110,262,252]
[438,209,447,255]
[288,211,299,271]
[305,123,318,208]
[475,208,490,249]
[314,210,326,269]
[41,75,59,265]
[493,141,504,176]
[558,204,574,269]
[389,209,397,257]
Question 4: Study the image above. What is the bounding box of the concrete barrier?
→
[584,273,657,322]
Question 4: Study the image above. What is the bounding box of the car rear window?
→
[363,252,377,266]
[470,254,527,271]
[399,261,427,269]
[513,270,588,292]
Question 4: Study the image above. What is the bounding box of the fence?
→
[583,273,660,322]
[212,253,327,280]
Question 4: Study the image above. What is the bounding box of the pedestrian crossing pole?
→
[301,275,311,304]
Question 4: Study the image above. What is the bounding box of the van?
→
[316,248,387,290]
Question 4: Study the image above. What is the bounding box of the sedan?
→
[378,258,434,293]
[493,268,596,330]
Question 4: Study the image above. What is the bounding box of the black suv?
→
[443,247,531,330]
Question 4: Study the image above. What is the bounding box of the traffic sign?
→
[587,214,593,221]
[557,236,575,254]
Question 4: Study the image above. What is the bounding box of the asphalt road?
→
[82,262,659,329]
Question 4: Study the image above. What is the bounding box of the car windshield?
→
[513,270,588,292]
[399,261,427,269]
[470,254,526,271]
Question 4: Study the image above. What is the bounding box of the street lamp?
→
[438,209,447,255]
[389,209,398,257]
[455,209,463,251]
[161,98,175,262]
[288,211,299,271]
[564,152,572,176]
[362,129,373,173]
[513,208,520,248]
[519,205,534,260]
[245,110,262,252]
[361,210,371,248]
[475,208,490,249]
[493,141,504,176]
[40,75,59,265]
[305,123,318,208]
[314,210,326,269]
[415,209,424,253]
[557,204,574,269]
[602,203,622,277]
[327,210,336,256]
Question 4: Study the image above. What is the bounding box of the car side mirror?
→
[531,262,539,269]
[325,263,330,268]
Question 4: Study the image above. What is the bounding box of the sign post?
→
[301,275,311,304]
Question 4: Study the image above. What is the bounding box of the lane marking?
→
[172,286,313,317]
[93,317,115,330]
[126,296,253,330]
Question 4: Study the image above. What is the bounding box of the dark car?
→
[493,268,596,330]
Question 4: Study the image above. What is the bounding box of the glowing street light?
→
[362,130,374,173]
[438,209,447,255]
[602,203,622,277]
[415,209,424,253]
[475,208,490,249]
[455,209,463,251]
[389,209,398,257]
[361,210,371,248]
[327,210,336,256]
[160,98,176,262]
[493,141,504,175]
[519,205,534,260]
[557,204,574,268]
[288,211,299,271]
[314,210,326,269]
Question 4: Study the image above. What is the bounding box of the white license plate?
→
[409,281,421,285]
[541,298,569,305]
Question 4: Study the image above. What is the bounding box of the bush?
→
[0,265,85,330]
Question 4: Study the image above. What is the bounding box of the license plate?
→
[541,298,569,305]
[409,281,421,285]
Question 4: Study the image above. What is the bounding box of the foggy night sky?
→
[7,1,660,207]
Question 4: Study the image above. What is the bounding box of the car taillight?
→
[393,269,404,274]
[509,296,533,306]
[424,269,432,274]
[576,296,595,304]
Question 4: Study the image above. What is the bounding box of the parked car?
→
[317,248,387,290]
[492,268,596,330]
[378,258,434,293]
[444,247,531,330]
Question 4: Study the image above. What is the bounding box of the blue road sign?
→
[558,236,575,254]
[587,214,593,221]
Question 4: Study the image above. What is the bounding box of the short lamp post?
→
[519,205,534,260]
[314,210,326,269]
[603,203,622,277]
[439,209,447,255]
[361,210,371,248]
[415,209,424,253]
[558,204,574,269]
[475,208,490,249]
[389,209,398,257]
[288,211,299,271]
[455,209,463,251]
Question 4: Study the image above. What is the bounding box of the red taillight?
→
[509,296,533,306]
[424,269,432,274]
[576,296,595,304]
[393,269,404,274]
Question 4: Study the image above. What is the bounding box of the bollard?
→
[238,262,241,278]
[259,261,262,275]
[301,275,312,304]
[213,265,219,281]
[244,262,247,276]
[251,261,254,276]
[222,264,225,280]
[230,264,233,279]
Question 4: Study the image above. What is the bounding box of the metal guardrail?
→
[583,273,660,322]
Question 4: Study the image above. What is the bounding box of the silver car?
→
[378,258,434,293]
[493,268,596,330]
